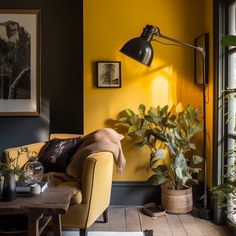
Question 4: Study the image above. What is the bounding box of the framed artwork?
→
[0,9,41,116]
[194,33,209,84]
[97,61,121,88]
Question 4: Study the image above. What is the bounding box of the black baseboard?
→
[110,181,161,205]
[110,180,210,207]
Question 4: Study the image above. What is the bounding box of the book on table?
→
[16,181,48,193]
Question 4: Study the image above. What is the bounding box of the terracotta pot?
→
[161,182,193,214]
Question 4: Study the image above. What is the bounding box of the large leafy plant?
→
[117,103,203,190]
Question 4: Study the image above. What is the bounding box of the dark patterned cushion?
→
[38,137,82,173]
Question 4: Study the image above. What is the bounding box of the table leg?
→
[27,214,42,236]
[51,214,62,236]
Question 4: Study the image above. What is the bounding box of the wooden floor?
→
[89,206,232,236]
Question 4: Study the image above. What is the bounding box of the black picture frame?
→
[97,61,121,88]
[194,33,209,84]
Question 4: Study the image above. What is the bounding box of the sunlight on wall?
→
[151,63,177,107]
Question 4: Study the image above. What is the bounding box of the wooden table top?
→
[0,187,76,215]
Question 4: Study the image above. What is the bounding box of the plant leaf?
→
[167,143,176,156]
[189,143,196,150]
[148,107,158,117]
[128,125,137,134]
[176,167,183,179]
[154,149,165,159]
[150,130,167,142]
[174,129,185,144]
[192,155,203,164]
[138,104,146,115]
[118,117,128,123]
[160,105,169,116]
[125,108,135,116]
[146,174,167,186]
[221,35,236,46]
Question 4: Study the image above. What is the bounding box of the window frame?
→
[213,0,236,223]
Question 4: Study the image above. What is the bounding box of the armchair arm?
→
[61,151,114,228]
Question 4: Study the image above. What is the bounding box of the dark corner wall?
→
[0,0,83,155]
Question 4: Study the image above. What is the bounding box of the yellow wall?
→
[84,0,213,182]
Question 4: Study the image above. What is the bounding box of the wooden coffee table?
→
[0,187,76,236]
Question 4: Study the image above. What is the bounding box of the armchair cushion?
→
[38,137,82,173]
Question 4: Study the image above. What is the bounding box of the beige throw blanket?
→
[66,128,126,178]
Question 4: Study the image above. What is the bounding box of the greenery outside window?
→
[213,0,236,224]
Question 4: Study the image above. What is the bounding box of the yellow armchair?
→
[3,133,114,236]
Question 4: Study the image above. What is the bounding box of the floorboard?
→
[179,214,205,236]
[166,214,187,236]
[89,206,232,236]
[125,207,142,231]
[109,207,126,231]
[89,211,110,231]
[194,217,232,236]
[139,210,172,236]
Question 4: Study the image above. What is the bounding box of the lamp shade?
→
[120,37,153,67]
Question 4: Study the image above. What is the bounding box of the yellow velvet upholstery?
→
[50,133,81,140]
[3,134,114,231]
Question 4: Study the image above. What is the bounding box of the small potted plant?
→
[0,147,28,201]
[117,103,203,213]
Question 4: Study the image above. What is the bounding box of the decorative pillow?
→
[38,137,82,173]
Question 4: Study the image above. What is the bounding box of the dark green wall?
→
[0,0,83,152]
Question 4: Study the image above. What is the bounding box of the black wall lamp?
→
[120,24,210,219]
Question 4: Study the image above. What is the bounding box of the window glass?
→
[226,0,236,223]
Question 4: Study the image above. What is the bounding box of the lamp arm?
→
[156,32,205,55]
[148,25,205,55]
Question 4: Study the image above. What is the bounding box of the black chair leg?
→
[80,228,87,236]
[103,208,109,223]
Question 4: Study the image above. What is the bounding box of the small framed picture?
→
[97,61,121,88]
[194,33,209,84]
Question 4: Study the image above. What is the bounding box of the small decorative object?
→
[24,151,44,184]
[30,183,41,195]
[117,103,203,213]
[143,202,165,218]
[97,61,121,88]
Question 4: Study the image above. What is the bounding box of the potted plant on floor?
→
[117,103,203,213]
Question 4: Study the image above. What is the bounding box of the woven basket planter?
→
[161,183,193,214]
